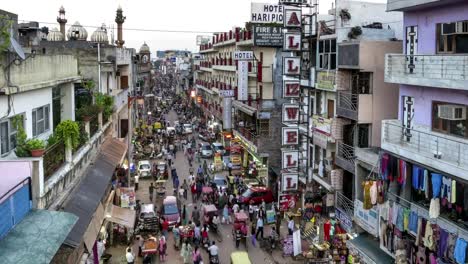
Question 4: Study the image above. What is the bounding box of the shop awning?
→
[346,233,394,264]
[232,100,256,116]
[63,137,127,250]
[105,205,136,229]
[0,209,78,264]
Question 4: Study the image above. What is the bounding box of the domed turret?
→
[47,27,64,41]
[140,42,150,53]
[67,21,88,41]
[91,24,108,44]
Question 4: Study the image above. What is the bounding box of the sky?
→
[2,0,385,53]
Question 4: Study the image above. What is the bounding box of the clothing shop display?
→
[363,181,373,210]
[380,201,389,221]
[441,176,452,203]
[409,211,418,234]
[424,170,429,199]
[403,208,410,232]
[446,233,457,262]
[438,228,449,258]
[423,222,435,250]
[454,238,467,264]
[370,181,378,205]
[323,220,331,241]
[377,180,385,204]
[396,206,405,231]
[431,173,442,198]
[381,153,390,181]
[398,159,407,186]
[429,198,440,219]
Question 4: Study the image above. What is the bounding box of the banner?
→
[253,25,283,47]
[237,61,248,101]
[279,194,298,211]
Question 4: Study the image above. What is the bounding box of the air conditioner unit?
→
[438,104,467,120]
[456,21,468,34]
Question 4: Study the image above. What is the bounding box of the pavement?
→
[105,110,303,264]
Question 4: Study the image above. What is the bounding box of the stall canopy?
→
[0,209,78,264]
[346,233,394,264]
[63,138,127,249]
[105,205,136,229]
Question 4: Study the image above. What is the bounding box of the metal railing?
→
[337,91,358,112]
[386,54,468,81]
[336,191,354,219]
[43,140,66,180]
[337,142,356,164]
[234,125,258,146]
[89,114,99,138]
[383,120,468,168]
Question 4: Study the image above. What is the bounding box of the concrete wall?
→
[0,161,32,203]
[399,85,468,127]
[360,41,402,147]
[403,2,468,54]
[60,82,76,122]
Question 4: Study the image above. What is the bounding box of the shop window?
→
[432,101,467,138]
[351,72,372,94]
[436,22,468,54]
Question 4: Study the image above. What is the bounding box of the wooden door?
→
[327,99,335,119]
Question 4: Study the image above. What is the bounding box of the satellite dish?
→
[9,36,25,60]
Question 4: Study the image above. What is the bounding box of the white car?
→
[183,124,193,134]
[211,142,225,155]
[201,144,213,158]
[137,160,152,178]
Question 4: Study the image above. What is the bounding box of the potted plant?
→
[26,138,46,157]
[55,120,80,150]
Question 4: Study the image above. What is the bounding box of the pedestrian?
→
[256,217,264,240]
[288,216,295,235]
[248,201,255,222]
[258,206,265,221]
[275,205,281,234]
[161,217,169,238]
[174,176,180,190]
[196,181,202,200]
[159,235,167,262]
[223,204,230,224]
[182,204,188,225]
[233,203,240,214]
[180,240,192,264]
[197,165,203,178]
[149,183,155,202]
[134,174,139,191]
[182,179,188,200]
[228,161,233,176]
[137,235,144,257]
[192,206,200,226]
[191,182,197,202]
[192,246,202,264]
[194,223,201,245]
[125,247,135,264]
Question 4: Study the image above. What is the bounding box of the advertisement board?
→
[316,71,336,91]
[283,57,301,76]
[251,3,284,23]
[335,207,353,233]
[283,80,300,98]
[279,194,298,211]
[283,32,301,51]
[282,127,299,145]
[237,61,248,101]
[354,200,379,237]
[282,103,300,123]
[284,9,302,28]
[253,25,283,46]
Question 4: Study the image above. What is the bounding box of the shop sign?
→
[257,167,268,178]
[282,127,299,145]
[283,57,301,76]
[284,9,302,28]
[251,3,283,23]
[279,194,298,211]
[237,61,248,101]
[312,131,328,149]
[282,172,298,191]
[283,32,301,51]
[257,111,271,119]
[335,207,353,233]
[282,103,300,123]
[219,89,234,97]
[354,200,379,237]
[119,187,136,208]
[234,51,254,60]
[282,149,299,169]
[253,25,283,47]
[282,80,300,98]
[316,71,336,91]
[311,115,333,137]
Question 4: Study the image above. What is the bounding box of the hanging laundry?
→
[397,159,407,186]
[451,180,456,204]
[442,176,452,203]
[438,228,449,258]
[429,198,440,219]
[396,206,405,231]
[380,201,389,221]
[389,155,398,182]
[370,181,377,205]
[409,211,418,233]
[392,203,399,226]
[363,181,373,210]
[377,180,385,204]
[423,222,435,250]
[454,238,467,264]
[403,208,410,231]
[424,170,429,199]
[381,153,390,181]
[412,165,420,190]
[323,220,331,241]
[431,173,442,198]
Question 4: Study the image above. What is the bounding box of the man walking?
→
[228,161,233,176]
[149,183,155,202]
[182,179,189,200]
[134,174,139,191]
[256,217,264,240]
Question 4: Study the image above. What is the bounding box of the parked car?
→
[200,143,213,158]
[183,124,193,134]
[239,187,274,205]
[198,131,215,142]
[213,174,228,192]
[243,178,262,188]
[137,160,152,178]
[161,196,180,228]
[211,142,225,155]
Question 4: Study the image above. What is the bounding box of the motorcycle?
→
[209,254,219,264]
[202,237,210,251]
[209,222,223,242]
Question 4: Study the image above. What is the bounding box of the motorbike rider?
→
[208,241,219,263]
[269,226,279,248]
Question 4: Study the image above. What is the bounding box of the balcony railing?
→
[43,140,66,181]
[382,120,468,174]
[234,125,258,146]
[385,54,468,90]
[336,142,356,173]
[336,191,354,219]
[337,91,358,120]
[90,115,99,138]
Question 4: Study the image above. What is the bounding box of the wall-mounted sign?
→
[219,89,234,97]
[283,80,300,98]
[279,194,298,211]
[283,57,301,76]
[282,127,299,145]
[258,111,271,119]
[282,150,299,169]
[354,200,380,237]
[284,9,302,28]
[336,207,353,233]
[234,51,254,60]
[253,25,283,47]
[283,32,301,51]
[237,61,248,101]
[251,3,284,23]
[282,103,300,123]
[316,71,336,91]
[282,172,298,191]
[311,115,333,136]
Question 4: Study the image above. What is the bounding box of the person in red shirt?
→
[161,217,169,239]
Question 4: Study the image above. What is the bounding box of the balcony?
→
[336,142,356,174]
[0,54,80,94]
[233,126,259,154]
[385,54,468,91]
[312,165,343,191]
[337,91,373,123]
[382,119,468,179]
[387,0,464,12]
[311,115,347,148]
[236,30,253,46]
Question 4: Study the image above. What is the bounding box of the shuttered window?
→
[32,104,50,137]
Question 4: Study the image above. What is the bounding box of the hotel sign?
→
[282,127,299,145]
[282,103,300,123]
[283,57,301,76]
[282,172,298,191]
[283,32,301,51]
[284,9,302,28]
[234,51,254,60]
[282,149,299,170]
[251,3,284,23]
[283,80,300,98]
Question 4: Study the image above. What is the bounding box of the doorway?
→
[327,99,335,119]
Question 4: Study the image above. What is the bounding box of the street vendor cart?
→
[155,180,166,198]
[142,236,158,256]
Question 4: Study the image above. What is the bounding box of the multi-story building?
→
[380,0,468,261]
[196,26,282,188]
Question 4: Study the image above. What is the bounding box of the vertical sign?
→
[223,97,232,130]
[237,61,248,101]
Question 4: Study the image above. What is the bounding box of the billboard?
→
[253,25,283,47]
[251,3,284,23]
[196,35,211,45]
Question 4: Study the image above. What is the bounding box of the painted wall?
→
[403,2,468,54]
[399,85,468,126]
[0,161,32,202]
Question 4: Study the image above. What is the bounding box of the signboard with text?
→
[282,127,299,145]
[335,207,353,233]
[253,25,283,47]
[279,194,298,211]
[282,103,300,123]
[251,3,284,23]
[283,80,300,98]
[316,71,336,91]
[283,57,301,76]
[237,61,248,101]
[282,172,298,191]
[219,89,234,97]
[354,200,379,237]
[283,32,301,51]
[284,9,302,28]
[234,51,254,60]
[282,149,299,169]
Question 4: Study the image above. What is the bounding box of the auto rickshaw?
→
[201,186,214,204]
[232,212,249,250]
[156,161,168,179]
[230,251,251,264]
[203,204,222,242]
[155,180,167,198]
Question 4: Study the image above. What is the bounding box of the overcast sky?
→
[2,0,385,53]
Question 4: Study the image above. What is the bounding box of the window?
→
[0,115,23,156]
[432,101,467,138]
[436,22,468,54]
[32,105,50,137]
[318,39,336,70]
